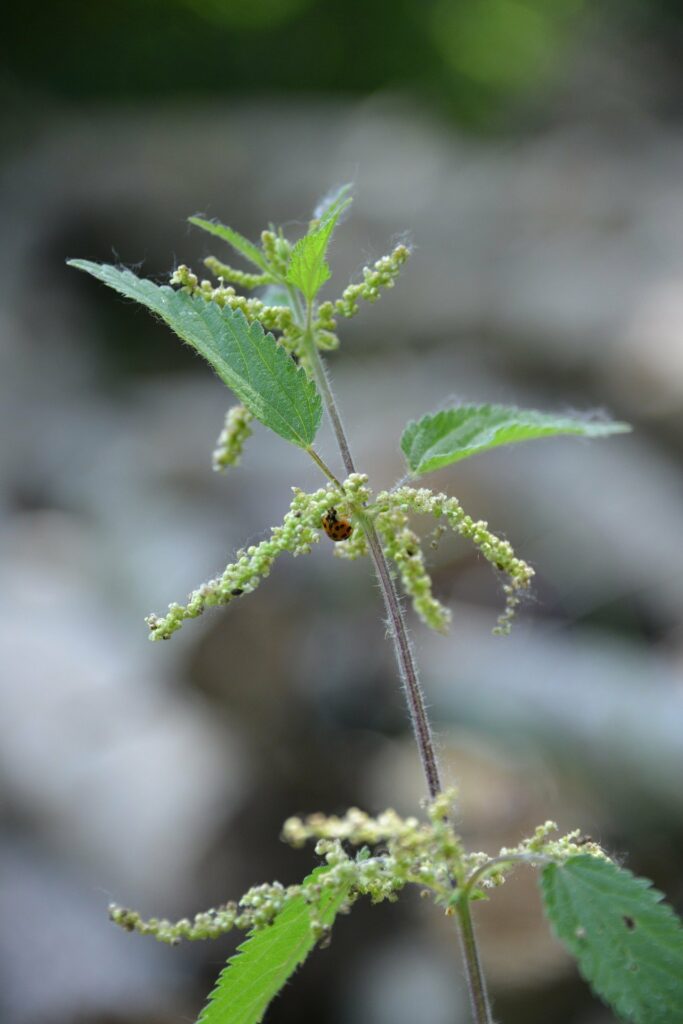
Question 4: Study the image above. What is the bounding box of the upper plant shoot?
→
[285,188,352,300]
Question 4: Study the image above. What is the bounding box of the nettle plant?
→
[69,188,683,1024]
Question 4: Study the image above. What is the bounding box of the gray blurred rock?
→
[0,841,189,1024]
[0,510,248,906]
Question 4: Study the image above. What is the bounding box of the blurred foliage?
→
[0,0,680,129]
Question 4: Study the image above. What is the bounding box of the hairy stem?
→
[464,852,552,897]
[306,446,344,489]
[301,308,442,798]
[301,299,493,1024]
[457,896,494,1024]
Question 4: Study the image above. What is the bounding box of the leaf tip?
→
[312,183,354,223]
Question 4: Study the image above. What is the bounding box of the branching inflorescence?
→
[109,790,606,945]
[145,472,533,640]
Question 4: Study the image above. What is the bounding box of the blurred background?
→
[1,1,683,1022]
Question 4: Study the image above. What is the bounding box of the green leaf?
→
[541,856,683,1024]
[197,869,350,1024]
[189,217,270,273]
[286,192,352,300]
[401,403,631,475]
[68,261,321,448]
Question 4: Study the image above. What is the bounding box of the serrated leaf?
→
[197,869,350,1024]
[189,217,270,272]
[68,260,321,448]
[401,403,631,475]
[541,856,683,1024]
[286,193,352,300]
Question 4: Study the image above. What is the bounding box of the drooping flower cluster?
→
[109,881,295,945]
[373,487,534,635]
[146,473,532,641]
[373,496,451,633]
[109,790,607,945]
[146,482,345,640]
[212,404,254,471]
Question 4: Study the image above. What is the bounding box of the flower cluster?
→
[314,243,411,349]
[319,243,411,324]
[176,236,409,363]
[212,404,254,472]
[464,822,608,894]
[260,229,291,278]
[202,256,270,290]
[146,474,532,640]
[109,791,608,946]
[284,788,464,902]
[146,482,346,640]
[170,264,303,359]
[283,793,607,906]
[109,880,294,945]
[374,500,451,632]
[373,487,534,635]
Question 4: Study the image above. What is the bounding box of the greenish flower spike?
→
[203,256,271,290]
[110,793,611,946]
[212,404,254,472]
[373,487,534,635]
[171,263,305,361]
[146,483,346,640]
[261,228,292,278]
[170,264,294,333]
[334,243,411,319]
[374,500,451,633]
[147,472,530,640]
[282,791,607,903]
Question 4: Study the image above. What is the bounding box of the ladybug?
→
[321,507,353,542]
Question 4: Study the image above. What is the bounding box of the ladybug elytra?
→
[321,507,353,542]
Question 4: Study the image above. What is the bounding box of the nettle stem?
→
[301,310,441,798]
[457,896,493,1024]
[300,303,492,1024]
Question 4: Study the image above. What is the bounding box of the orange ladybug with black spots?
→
[321,507,353,542]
